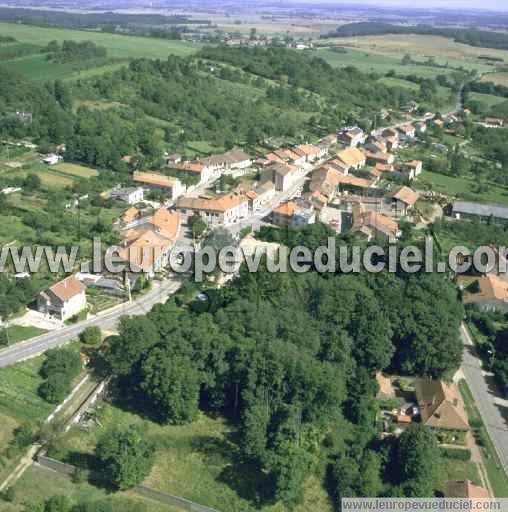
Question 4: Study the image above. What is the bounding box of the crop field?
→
[316,47,458,78]
[481,72,508,87]
[0,22,200,60]
[322,34,505,74]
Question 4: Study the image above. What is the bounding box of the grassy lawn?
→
[437,458,481,494]
[416,170,508,206]
[0,22,200,61]
[459,380,508,497]
[54,403,333,512]
[37,169,76,189]
[3,326,47,345]
[5,465,180,512]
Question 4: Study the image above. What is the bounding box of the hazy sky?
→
[299,0,508,11]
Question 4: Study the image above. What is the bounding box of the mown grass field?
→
[54,403,333,512]
[322,34,504,73]
[0,22,200,60]
[4,326,47,345]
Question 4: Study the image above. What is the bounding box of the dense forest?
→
[100,224,463,507]
[324,22,508,51]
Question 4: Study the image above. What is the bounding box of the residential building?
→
[266,148,304,166]
[363,151,395,167]
[415,378,469,431]
[320,134,338,146]
[397,124,416,139]
[432,118,445,129]
[414,121,427,134]
[384,136,399,151]
[397,159,423,180]
[352,205,400,240]
[271,201,314,228]
[245,181,275,212]
[42,154,62,165]
[445,481,490,499]
[484,117,504,128]
[200,149,252,171]
[16,111,33,124]
[37,275,87,321]
[375,163,395,174]
[364,139,387,154]
[166,154,182,166]
[451,201,508,225]
[464,273,508,313]
[382,128,398,139]
[401,101,418,113]
[390,186,419,215]
[175,161,214,185]
[335,147,366,171]
[338,127,366,147]
[121,207,140,225]
[293,144,326,163]
[133,171,186,200]
[336,174,374,193]
[175,193,249,226]
[272,163,300,192]
[111,187,144,205]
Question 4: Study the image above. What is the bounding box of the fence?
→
[36,454,220,512]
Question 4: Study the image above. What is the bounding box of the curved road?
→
[0,279,181,368]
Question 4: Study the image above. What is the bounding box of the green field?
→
[468,92,507,110]
[0,355,54,424]
[53,403,333,512]
[4,465,180,512]
[52,162,99,179]
[416,170,508,206]
[317,47,460,78]
[0,22,200,61]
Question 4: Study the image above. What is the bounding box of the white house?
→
[132,171,186,200]
[37,275,87,321]
[43,154,62,166]
[111,187,144,205]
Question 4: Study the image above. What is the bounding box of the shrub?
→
[440,447,471,461]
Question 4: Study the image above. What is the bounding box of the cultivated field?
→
[317,47,460,78]
[481,72,508,86]
[320,34,507,74]
[52,162,99,179]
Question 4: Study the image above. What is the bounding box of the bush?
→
[80,326,102,346]
[440,447,471,461]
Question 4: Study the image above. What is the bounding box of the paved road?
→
[460,323,508,474]
[0,279,181,368]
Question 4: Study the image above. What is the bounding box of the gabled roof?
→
[176,192,248,213]
[122,207,140,224]
[336,147,366,168]
[391,186,419,206]
[353,206,399,239]
[175,162,206,174]
[133,171,179,188]
[465,273,508,305]
[119,229,172,270]
[150,208,181,242]
[452,201,508,220]
[272,201,297,217]
[415,379,469,431]
[48,275,85,302]
[272,163,298,177]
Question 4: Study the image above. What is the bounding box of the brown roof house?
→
[390,186,419,216]
[37,275,87,321]
[352,206,400,241]
[415,379,469,431]
[464,273,508,313]
[445,480,490,499]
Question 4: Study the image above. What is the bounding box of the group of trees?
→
[0,275,37,320]
[101,224,463,505]
[38,347,82,403]
[43,40,107,63]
